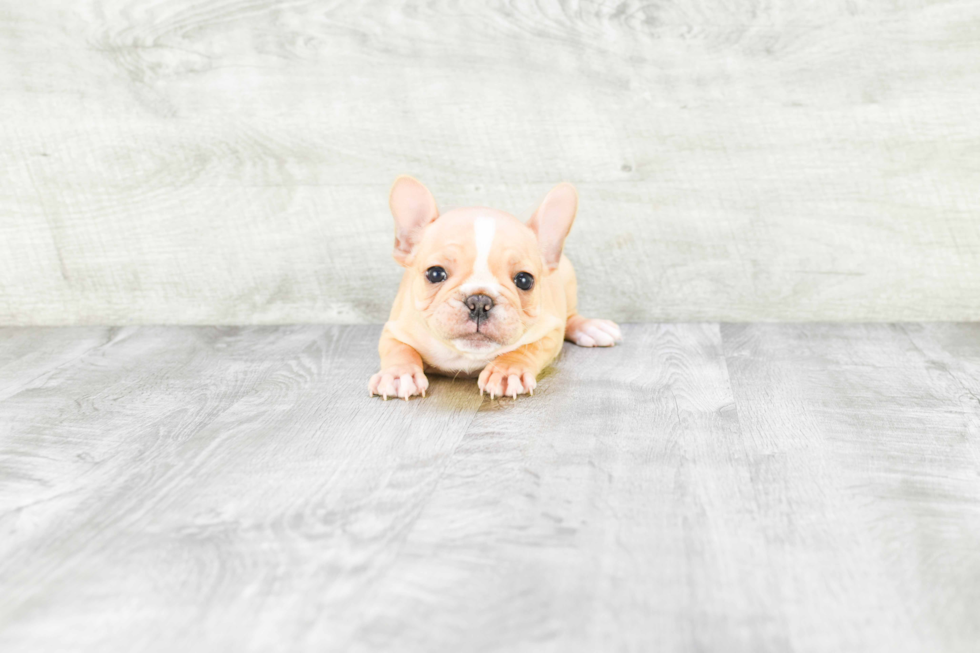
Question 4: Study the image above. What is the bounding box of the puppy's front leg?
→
[478,328,564,399]
[369,330,429,400]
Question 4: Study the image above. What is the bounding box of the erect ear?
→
[389,175,439,266]
[527,182,578,273]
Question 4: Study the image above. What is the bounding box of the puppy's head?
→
[388,176,577,355]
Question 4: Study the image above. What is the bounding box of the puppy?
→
[369,176,622,400]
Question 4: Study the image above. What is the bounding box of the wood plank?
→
[721,323,980,653]
[341,324,786,652]
[2,324,979,651]
[0,325,484,652]
[2,1,979,324]
[0,327,113,400]
[901,322,980,472]
[0,326,330,551]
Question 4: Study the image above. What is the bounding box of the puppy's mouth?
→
[429,298,522,355]
[451,330,502,354]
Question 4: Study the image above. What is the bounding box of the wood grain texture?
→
[721,322,980,653]
[346,323,780,652]
[2,1,979,324]
[2,323,979,652]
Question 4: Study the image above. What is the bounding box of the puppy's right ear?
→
[389,175,439,266]
[527,182,578,273]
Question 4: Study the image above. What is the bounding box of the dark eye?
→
[513,271,534,291]
[425,266,448,283]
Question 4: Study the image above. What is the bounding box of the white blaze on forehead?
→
[459,216,501,295]
[473,217,496,275]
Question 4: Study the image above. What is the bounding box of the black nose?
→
[465,294,494,321]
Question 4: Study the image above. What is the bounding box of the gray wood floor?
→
[1,323,978,652]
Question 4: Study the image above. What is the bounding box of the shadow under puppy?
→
[370,176,622,400]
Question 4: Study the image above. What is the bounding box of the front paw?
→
[478,361,537,400]
[369,366,428,400]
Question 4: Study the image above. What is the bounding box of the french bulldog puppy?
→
[369,176,622,400]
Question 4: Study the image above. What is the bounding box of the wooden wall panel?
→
[1,0,978,324]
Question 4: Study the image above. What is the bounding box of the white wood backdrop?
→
[1,0,978,325]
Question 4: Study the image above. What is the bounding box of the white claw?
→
[422,389,426,398]
[383,394,388,401]
[490,392,494,401]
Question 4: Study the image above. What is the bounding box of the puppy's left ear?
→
[527,182,578,273]
[389,175,439,266]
